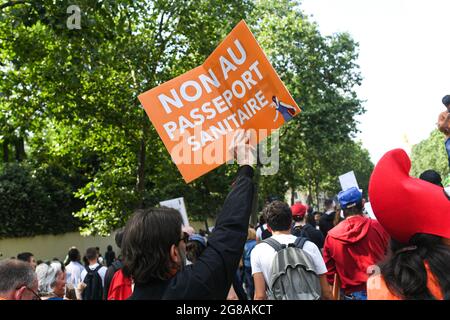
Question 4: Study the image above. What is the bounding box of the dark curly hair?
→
[380,233,450,300]
[121,207,183,285]
[263,200,292,231]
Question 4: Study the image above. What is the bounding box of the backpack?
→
[292,224,316,242]
[110,260,123,273]
[82,265,104,300]
[243,240,257,268]
[292,224,309,238]
[107,269,132,300]
[262,237,321,300]
[258,224,272,241]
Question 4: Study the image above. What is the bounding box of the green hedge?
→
[0,162,83,238]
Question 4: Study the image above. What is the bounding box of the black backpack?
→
[82,265,104,300]
[292,223,313,238]
[292,224,324,250]
[259,224,272,240]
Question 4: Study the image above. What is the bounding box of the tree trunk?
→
[307,175,313,206]
[250,146,262,226]
[136,109,149,208]
[315,179,320,209]
[3,139,9,162]
[14,137,26,162]
[290,187,295,205]
[0,1,27,11]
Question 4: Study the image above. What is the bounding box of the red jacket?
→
[323,215,389,294]
[107,269,132,300]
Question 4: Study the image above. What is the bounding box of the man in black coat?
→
[291,203,324,249]
[319,199,337,237]
[123,146,255,300]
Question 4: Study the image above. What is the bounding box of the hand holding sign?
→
[228,130,257,167]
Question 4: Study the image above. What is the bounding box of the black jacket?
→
[129,165,255,300]
[103,260,123,299]
[319,211,336,237]
[292,223,324,249]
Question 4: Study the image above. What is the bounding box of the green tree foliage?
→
[1,0,252,235]
[0,162,82,238]
[410,129,449,178]
[252,0,369,207]
[0,0,372,236]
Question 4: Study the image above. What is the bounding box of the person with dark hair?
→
[104,228,132,300]
[251,201,333,300]
[122,146,255,300]
[369,235,450,300]
[80,247,107,300]
[322,187,390,300]
[419,169,443,187]
[0,259,39,300]
[65,247,84,288]
[368,148,450,300]
[313,212,322,229]
[291,203,325,250]
[255,210,272,242]
[16,252,37,271]
[82,255,89,268]
[319,199,339,238]
[104,245,116,268]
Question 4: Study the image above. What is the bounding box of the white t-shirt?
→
[250,233,327,285]
[65,261,85,287]
[80,263,108,286]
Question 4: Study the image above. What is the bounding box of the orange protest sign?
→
[138,20,300,183]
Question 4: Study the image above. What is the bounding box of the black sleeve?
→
[103,265,116,300]
[318,216,327,237]
[165,165,255,300]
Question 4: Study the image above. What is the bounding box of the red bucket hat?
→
[368,149,450,244]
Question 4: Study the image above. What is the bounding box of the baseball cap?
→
[291,203,307,219]
[189,234,207,247]
[442,95,450,108]
[419,170,443,187]
[338,187,363,209]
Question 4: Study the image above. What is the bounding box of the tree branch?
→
[0,0,28,12]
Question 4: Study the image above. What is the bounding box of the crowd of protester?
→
[0,98,449,300]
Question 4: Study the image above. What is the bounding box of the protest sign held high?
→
[139,20,300,182]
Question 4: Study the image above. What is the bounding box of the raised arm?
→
[166,163,255,300]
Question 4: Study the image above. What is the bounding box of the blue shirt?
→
[446,138,450,168]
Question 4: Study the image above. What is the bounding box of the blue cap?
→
[442,95,450,108]
[338,187,362,209]
[189,234,206,247]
